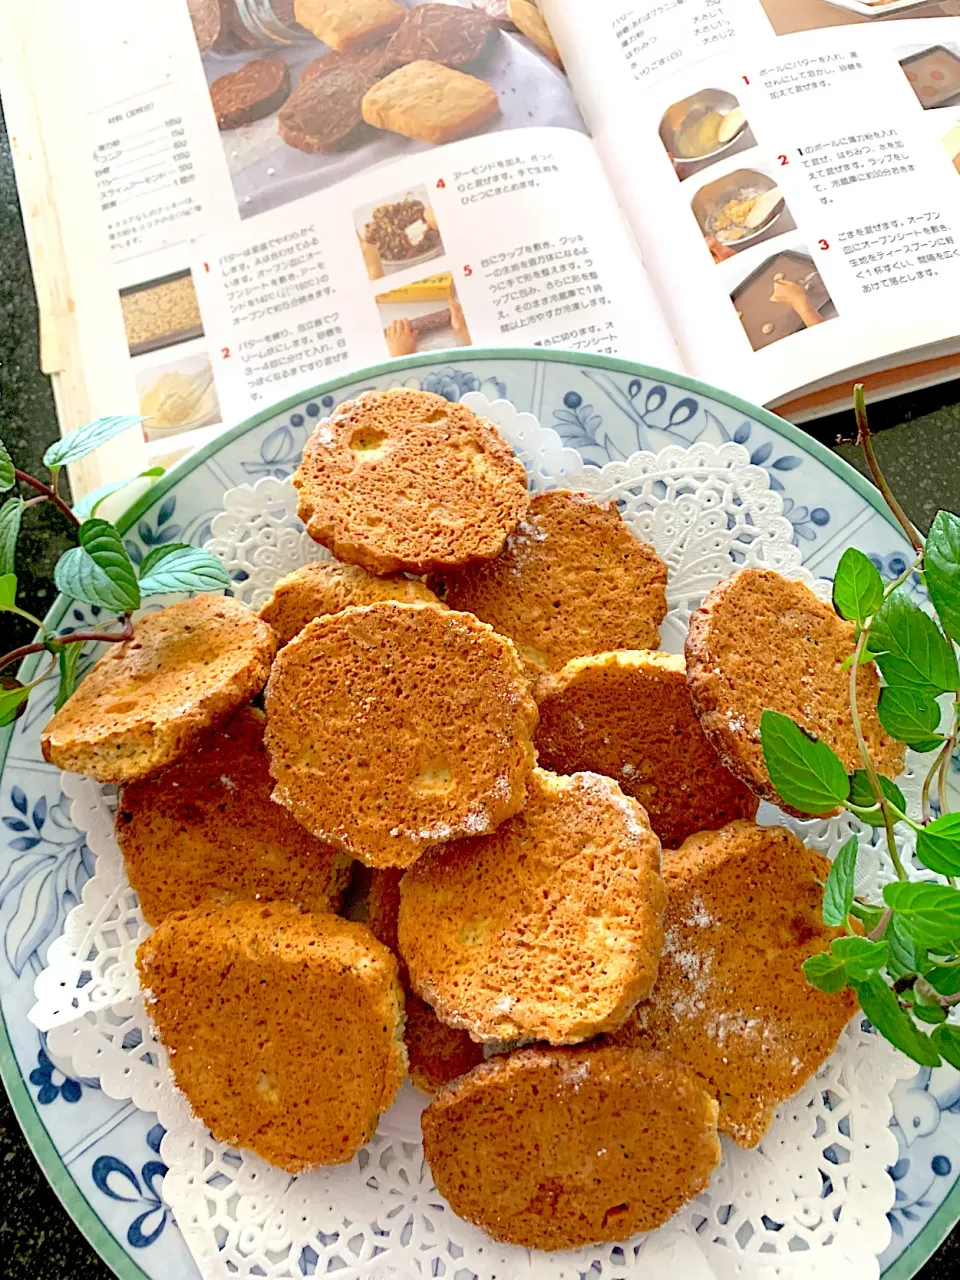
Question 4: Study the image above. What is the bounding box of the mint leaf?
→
[925,511,960,645]
[850,901,886,932]
[870,591,959,694]
[883,881,960,947]
[887,913,926,981]
[848,769,906,823]
[137,544,230,597]
[932,1023,960,1070]
[802,950,848,993]
[923,961,960,997]
[54,642,82,712]
[853,972,941,1066]
[0,439,14,491]
[0,682,31,727]
[833,547,884,625]
[0,498,24,576]
[917,813,960,876]
[911,980,948,1025]
[54,518,140,613]
[72,466,164,522]
[877,686,943,753]
[822,835,859,927]
[43,415,143,470]
[760,709,849,814]
[830,935,888,978]
[0,573,16,610]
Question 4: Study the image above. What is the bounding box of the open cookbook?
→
[2,0,960,492]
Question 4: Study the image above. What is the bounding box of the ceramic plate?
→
[1,349,957,1280]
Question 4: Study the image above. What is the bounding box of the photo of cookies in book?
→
[189,0,584,219]
[691,166,797,264]
[354,184,445,279]
[898,42,960,108]
[727,246,838,352]
[659,89,756,182]
[375,271,472,353]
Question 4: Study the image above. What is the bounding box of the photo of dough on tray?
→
[728,246,838,352]
[376,271,472,354]
[898,43,960,110]
[692,166,797,264]
[188,0,582,219]
[355,184,444,279]
[659,89,756,181]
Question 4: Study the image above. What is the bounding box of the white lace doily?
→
[30,395,920,1280]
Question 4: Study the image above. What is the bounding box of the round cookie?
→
[116,707,351,925]
[607,820,858,1146]
[685,568,904,815]
[435,490,668,673]
[535,650,758,849]
[263,601,538,866]
[41,595,277,784]
[398,768,665,1044]
[136,901,406,1172]
[421,1043,720,1248]
[259,559,439,645]
[293,389,529,574]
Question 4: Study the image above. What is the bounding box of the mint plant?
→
[760,387,960,1069]
[0,416,228,726]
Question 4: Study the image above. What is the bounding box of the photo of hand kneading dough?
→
[188,0,583,219]
[898,43,960,110]
[354,184,445,280]
[691,167,797,264]
[728,247,838,352]
[376,272,472,353]
[659,89,756,182]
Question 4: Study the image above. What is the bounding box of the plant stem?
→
[58,628,130,646]
[0,641,48,672]
[883,555,924,597]
[850,623,908,880]
[12,467,80,531]
[868,907,893,942]
[5,602,49,632]
[922,738,952,824]
[854,386,924,555]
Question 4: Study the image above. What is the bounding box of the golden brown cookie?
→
[136,901,406,1172]
[436,490,668,673]
[259,560,439,645]
[685,568,904,815]
[421,1043,720,1248]
[535,650,758,849]
[41,595,277,785]
[263,602,538,866]
[293,0,402,51]
[506,0,562,68]
[116,707,351,925]
[399,768,665,1044]
[293,389,528,575]
[607,821,858,1146]
[361,61,501,145]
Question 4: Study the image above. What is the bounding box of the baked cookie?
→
[421,1043,720,1248]
[300,46,386,86]
[41,595,277,785]
[137,902,406,1172]
[278,61,378,152]
[362,61,501,145]
[607,821,858,1146]
[259,560,439,646]
[293,389,528,574]
[535,650,758,849]
[473,0,516,27]
[293,0,402,51]
[187,0,221,52]
[383,4,496,71]
[436,490,668,673]
[210,57,291,130]
[685,568,904,815]
[264,602,538,866]
[506,0,562,68]
[116,707,351,925]
[399,768,665,1044]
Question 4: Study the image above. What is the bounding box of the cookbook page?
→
[23,0,677,472]
[543,2,960,407]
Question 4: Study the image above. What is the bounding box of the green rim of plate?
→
[0,347,947,1280]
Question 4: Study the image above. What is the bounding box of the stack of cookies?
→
[42,388,891,1249]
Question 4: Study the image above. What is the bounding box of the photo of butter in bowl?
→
[659,90,756,179]
[135,353,222,440]
[691,167,797,263]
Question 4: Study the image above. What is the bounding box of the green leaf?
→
[759,709,849,815]
[911,979,948,1024]
[137,544,230,597]
[917,813,960,876]
[43,416,143,470]
[0,498,24,576]
[925,511,960,646]
[932,1023,960,1070]
[54,519,140,613]
[877,686,943,753]
[853,972,941,1066]
[72,466,164,522]
[802,950,849,993]
[883,881,960,947]
[833,547,884,626]
[850,901,886,932]
[54,642,82,712]
[923,961,960,997]
[848,770,906,823]
[0,439,14,491]
[830,934,888,979]
[0,573,16,610]
[887,913,926,981]
[822,835,859,927]
[0,682,31,727]
[870,591,959,695]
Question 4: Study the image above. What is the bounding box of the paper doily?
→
[31,395,919,1280]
